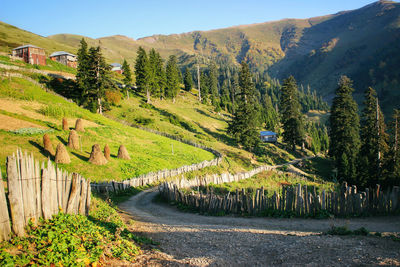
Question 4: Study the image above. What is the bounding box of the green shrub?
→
[9,127,53,135]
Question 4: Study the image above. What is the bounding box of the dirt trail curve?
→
[120,187,400,266]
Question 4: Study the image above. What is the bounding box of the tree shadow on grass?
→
[194,122,236,146]
[28,140,54,160]
[195,108,227,123]
[71,151,89,161]
[56,135,67,146]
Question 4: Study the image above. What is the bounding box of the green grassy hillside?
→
[0,74,215,182]
[2,2,400,115]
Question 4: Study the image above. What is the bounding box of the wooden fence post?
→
[0,168,11,241]
[7,156,25,236]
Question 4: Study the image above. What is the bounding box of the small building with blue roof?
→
[260,131,277,143]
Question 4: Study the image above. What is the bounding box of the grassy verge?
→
[0,76,215,182]
[0,196,152,266]
[194,170,335,197]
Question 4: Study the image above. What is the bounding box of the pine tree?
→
[359,87,389,186]
[208,62,219,107]
[134,46,150,102]
[280,76,304,151]
[386,109,400,185]
[262,94,278,131]
[165,55,181,100]
[82,46,111,114]
[121,59,132,98]
[200,71,209,104]
[183,68,193,92]
[228,62,260,151]
[76,38,90,103]
[329,76,360,185]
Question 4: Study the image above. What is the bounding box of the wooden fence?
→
[91,156,222,193]
[0,149,91,241]
[159,182,400,217]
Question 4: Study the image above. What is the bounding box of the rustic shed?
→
[49,51,77,68]
[110,63,123,74]
[12,44,46,66]
[260,131,277,143]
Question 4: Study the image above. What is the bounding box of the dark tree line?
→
[134,47,180,103]
[329,75,399,188]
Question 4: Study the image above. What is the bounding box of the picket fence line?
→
[91,156,223,193]
[0,150,91,241]
[159,181,400,217]
[92,116,224,193]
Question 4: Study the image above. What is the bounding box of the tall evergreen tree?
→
[183,68,193,92]
[121,59,132,98]
[359,87,389,186]
[208,62,219,107]
[76,38,90,103]
[280,76,304,151]
[82,46,111,114]
[134,47,151,103]
[329,76,360,184]
[200,71,209,104]
[386,109,400,185]
[165,55,181,100]
[262,94,278,131]
[228,62,260,151]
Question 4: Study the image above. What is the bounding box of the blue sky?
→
[0,0,381,39]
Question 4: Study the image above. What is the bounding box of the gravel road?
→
[119,188,400,266]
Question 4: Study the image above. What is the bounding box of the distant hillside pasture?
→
[0,76,215,182]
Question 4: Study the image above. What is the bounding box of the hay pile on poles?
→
[67,130,80,150]
[55,143,70,164]
[75,118,85,132]
[104,144,111,161]
[117,145,130,160]
[62,118,69,131]
[43,134,54,156]
[89,144,108,165]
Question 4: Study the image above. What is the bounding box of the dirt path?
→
[120,188,400,266]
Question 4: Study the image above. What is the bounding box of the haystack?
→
[117,145,130,160]
[67,130,80,150]
[75,118,85,132]
[55,143,70,164]
[43,134,54,156]
[89,144,107,165]
[104,144,111,161]
[62,118,69,131]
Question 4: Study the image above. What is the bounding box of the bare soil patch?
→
[0,98,99,128]
[0,113,45,130]
[119,188,400,266]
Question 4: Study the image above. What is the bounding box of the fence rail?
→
[0,149,91,241]
[159,182,400,217]
[91,156,222,193]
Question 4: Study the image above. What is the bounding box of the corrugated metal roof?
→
[49,51,76,57]
[13,44,42,50]
[260,131,277,136]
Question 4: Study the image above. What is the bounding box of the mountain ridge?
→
[1,1,400,114]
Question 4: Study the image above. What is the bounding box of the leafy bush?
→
[105,90,122,106]
[0,197,149,266]
[134,116,154,125]
[9,127,53,135]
